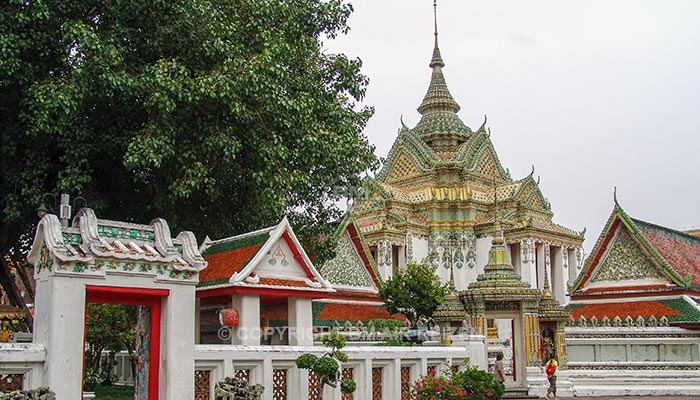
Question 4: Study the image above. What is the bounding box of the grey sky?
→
[327,0,700,254]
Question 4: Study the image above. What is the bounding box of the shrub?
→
[405,366,504,400]
[0,387,56,400]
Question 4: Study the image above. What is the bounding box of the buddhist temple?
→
[567,196,700,327]
[352,1,584,307]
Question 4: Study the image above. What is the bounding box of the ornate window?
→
[273,369,287,400]
[372,367,383,400]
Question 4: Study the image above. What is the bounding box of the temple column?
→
[288,297,313,346]
[376,240,393,280]
[551,246,566,304]
[535,242,546,290]
[519,239,537,288]
[569,247,582,283]
[233,294,260,345]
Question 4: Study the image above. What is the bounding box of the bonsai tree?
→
[379,263,448,327]
[295,330,355,399]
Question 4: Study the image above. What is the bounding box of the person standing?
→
[493,353,506,384]
[545,355,558,400]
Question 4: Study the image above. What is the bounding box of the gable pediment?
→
[386,152,422,183]
[590,225,668,285]
[319,231,378,291]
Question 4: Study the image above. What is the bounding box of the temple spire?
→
[430,0,444,68]
[417,0,460,116]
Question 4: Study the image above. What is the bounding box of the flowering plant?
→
[404,366,504,400]
[403,369,468,400]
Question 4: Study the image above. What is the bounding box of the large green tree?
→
[379,263,448,328]
[0,0,377,316]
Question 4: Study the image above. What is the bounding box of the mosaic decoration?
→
[97,225,155,241]
[387,153,422,183]
[372,367,382,400]
[592,228,665,282]
[521,239,534,263]
[134,305,151,400]
[319,232,374,287]
[376,240,392,268]
[401,366,412,398]
[429,230,476,270]
[194,370,211,400]
[562,248,569,269]
[406,233,414,264]
[272,369,287,400]
[267,245,289,266]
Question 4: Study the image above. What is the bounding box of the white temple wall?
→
[475,236,492,272]
[411,235,429,266]
[564,326,700,396]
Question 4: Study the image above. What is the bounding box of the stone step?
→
[502,389,542,399]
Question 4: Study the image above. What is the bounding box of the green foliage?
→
[451,367,505,400]
[370,318,404,332]
[321,329,346,349]
[295,330,355,398]
[0,0,377,273]
[340,378,356,394]
[379,263,448,327]
[83,367,100,392]
[295,353,319,370]
[84,304,136,375]
[406,367,504,400]
[314,357,340,380]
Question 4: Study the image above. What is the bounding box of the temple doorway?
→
[84,286,167,399]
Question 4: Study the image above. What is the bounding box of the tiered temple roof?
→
[567,198,700,327]
[353,6,583,248]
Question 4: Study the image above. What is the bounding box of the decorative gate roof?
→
[27,208,206,280]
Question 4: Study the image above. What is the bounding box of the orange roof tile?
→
[257,278,312,288]
[317,303,405,322]
[200,244,263,284]
[569,300,681,320]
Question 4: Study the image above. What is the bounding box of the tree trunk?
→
[0,222,32,330]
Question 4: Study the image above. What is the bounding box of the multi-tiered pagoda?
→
[353,5,584,305]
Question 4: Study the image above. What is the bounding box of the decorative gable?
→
[472,147,500,178]
[386,152,422,183]
[319,231,376,290]
[591,227,667,283]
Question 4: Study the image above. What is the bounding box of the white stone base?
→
[567,367,700,397]
[527,367,576,398]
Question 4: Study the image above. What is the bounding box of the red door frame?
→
[85,285,170,400]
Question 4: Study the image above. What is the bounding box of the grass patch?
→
[94,385,134,400]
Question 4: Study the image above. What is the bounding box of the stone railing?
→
[0,343,46,393]
[564,325,700,396]
[194,344,471,400]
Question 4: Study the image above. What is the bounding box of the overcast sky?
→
[327,0,700,254]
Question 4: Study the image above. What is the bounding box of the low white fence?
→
[565,326,700,396]
[194,344,472,400]
[0,343,45,391]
